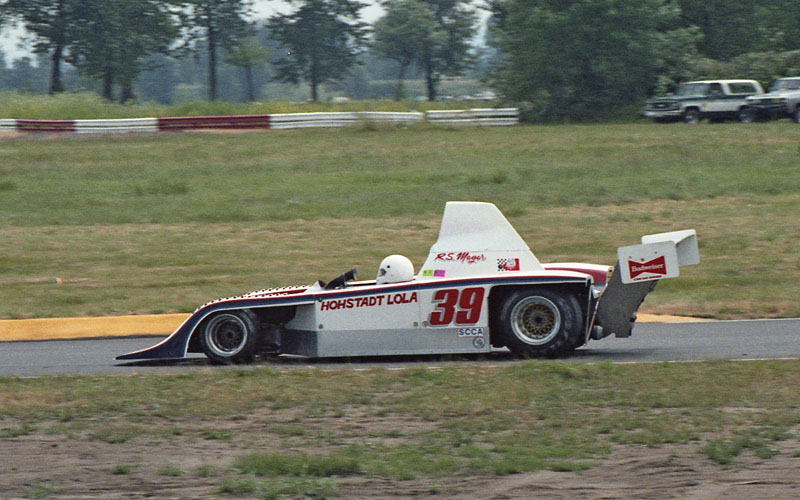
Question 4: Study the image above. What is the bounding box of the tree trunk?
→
[120,81,134,104]
[102,68,114,101]
[310,56,319,102]
[245,65,255,102]
[393,63,408,101]
[425,59,436,101]
[49,43,65,95]
[423,46,436,101]
[48,0,66,95]
[207,22,217,101]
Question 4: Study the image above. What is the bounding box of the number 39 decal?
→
[428,287,485,326]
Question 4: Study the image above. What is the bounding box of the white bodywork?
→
[419,201,544,279]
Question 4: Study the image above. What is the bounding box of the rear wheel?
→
[495,289,583,357]
[200,310,260,364]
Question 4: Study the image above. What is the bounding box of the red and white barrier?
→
[0,108,519,134]
[157,115,270,130]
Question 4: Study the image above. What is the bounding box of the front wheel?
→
[683,108,701,124]
[494,289,584,357]
[738,107,757,123]
[793,107,800,123]
[200,310,260,364]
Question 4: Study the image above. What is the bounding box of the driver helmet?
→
[376,255,415,285]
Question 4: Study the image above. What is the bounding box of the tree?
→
[268,0,368,102]
[374,0,477,101]
[135,54,179,104]
[677,0,800,60]
[225,37,270,102]
[2,0,79,94]
[180,0,252,101]
[755,0,800,52]
[67,0,177,102]
[677,0,758,61]
[487,0,699,120]
[7,55,49,92]
[372,0,438,100]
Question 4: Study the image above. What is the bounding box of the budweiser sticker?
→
[617,241,679,284]
[628,256,666,279]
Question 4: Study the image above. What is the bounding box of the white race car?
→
[117,202,698,363]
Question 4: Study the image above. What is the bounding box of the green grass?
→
[1,121,799,319]
[111,464,135,475]
[89,425,143,444]
[24,482,59,499]
[1,115,798,496]
[702,434,781,465]
[216,476,337,499]
[0,423,36,438]
[0,91,479,120]
[3,123,799,227]
[1,360,800,493]
[234,450,362,477]
[157,463,184,477]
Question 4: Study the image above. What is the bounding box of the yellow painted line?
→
[0,314,189,342]
[0,312,709,342]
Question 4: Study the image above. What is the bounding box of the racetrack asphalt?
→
[0,313,709,342]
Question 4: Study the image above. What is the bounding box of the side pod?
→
[593,230,698,339]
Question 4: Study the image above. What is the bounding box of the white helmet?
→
[376,255,415,285]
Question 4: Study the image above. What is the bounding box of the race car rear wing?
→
[593,230,698,339]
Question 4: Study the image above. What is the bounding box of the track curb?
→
[0,313,709,342]
[0,314,189,342]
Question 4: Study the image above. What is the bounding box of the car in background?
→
[644,79,764,124]
[740,77,800,123]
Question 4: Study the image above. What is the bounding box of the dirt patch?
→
[0,130,26,141]
[2,426,799,499]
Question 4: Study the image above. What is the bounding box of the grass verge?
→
[1,122,799,320]
[1,359,800,493]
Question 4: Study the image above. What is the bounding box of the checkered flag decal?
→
[497,258,520,271]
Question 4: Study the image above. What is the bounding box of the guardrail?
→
[269,111,426,129]
[426,108,520,127]
[0,108,519,134]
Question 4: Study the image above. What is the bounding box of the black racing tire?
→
[200,309,260,364]
[495,289,583,358]
[683,108,701,124]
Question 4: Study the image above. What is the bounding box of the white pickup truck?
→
[644,79,764,124]
[741,77,800,123]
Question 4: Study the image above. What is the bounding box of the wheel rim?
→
[509,296,562,345]
[204,313,248,358]
[685,111,699,124]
